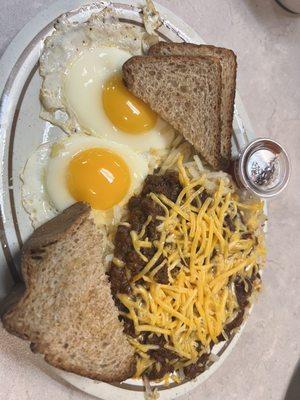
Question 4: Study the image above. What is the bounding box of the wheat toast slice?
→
[149,42,237,169]
[123,54,222,169]
[2,202,135,382]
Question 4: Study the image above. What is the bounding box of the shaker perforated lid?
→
[235,138,290,198]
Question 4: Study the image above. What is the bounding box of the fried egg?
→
[63,46,172,150]
[22,135,148,228]
[40,10,174,152]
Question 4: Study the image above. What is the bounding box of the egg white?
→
[63,46,173,151]
[22,135,149,228]
[47,134,148,210]
[21,143,57,227]
[39,10,175,153]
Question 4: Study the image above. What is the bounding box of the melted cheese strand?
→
[132,231,167,282]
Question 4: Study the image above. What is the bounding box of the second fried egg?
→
[22,135,149,227]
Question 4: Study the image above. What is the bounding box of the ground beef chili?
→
[140,333,166,346]
[154,264,169,284]
[217,272,261,343]
[216,276,255,342]
[199,189,209,204]
[225,310,245,335]
[144,349,178,380]
[121,316,136,337]
[241,232,252,240]
[109,264,131,297]
[107,170,257,381]
[113,225,132,260]
[109,170,183,291]
[148,348,178,365]
[143,334,178,380]
[234,276,253,308]
[183,352,210,380]
[141,170,182,202]
[107,171,184,380]
[217,310,245,342]
[145,362,174,380]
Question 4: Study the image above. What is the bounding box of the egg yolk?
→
[67,148,131,210]
[102,73,157,134]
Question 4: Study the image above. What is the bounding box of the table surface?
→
[1,1,300,399]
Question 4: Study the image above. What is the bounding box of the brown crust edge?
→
[44,353,136,383]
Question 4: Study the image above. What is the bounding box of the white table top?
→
[1,1,300,399]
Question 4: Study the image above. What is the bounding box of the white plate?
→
[0,1,256,399]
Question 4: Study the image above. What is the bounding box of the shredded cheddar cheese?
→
[117,155,266,380]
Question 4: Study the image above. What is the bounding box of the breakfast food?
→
[148,42,237,169]
[123,55,223,169]
[22,134,150,227]
[5,0,267,391]
[109,155,265,380]
[2,202,135,382]
[39,11,174,152]
[25,5,177,229]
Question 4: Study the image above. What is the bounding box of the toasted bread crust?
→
[44,352,136,383]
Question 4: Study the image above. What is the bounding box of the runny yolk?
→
[102,73,157,134]
[67,148,131,210]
